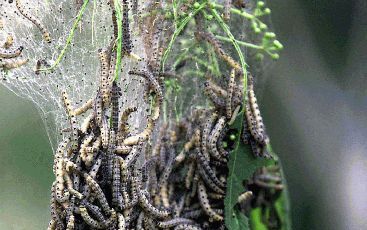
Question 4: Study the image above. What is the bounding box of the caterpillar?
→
[80,134,94,163]
[81,200,107,223]
[73,98,93,116]
[117,213,126,230]
[101,116,109,149]
[174,223,203,230]
[245,100,265,145]
[136,211,144,230]
[80,206,117,229]
[195,31,241,71]
[196,149,226,192]
[208,116,227,162]
[128,70,163,121]
[122,118,154,146]
[61,91,79,151]
[83,172,112,215]
[122,0,133,55]
[50,182,65,230]
[85,137,101,166]
[65,214,74,230]
[112,157,123,208]
[203,81,226,109]
[158,218,196,228]
[47,219,56,230]
[80,113,94,133]
[94,91,103,126]
[115,145,131,154]
[0,58,28,70]
[197,180,224,222]
[2,34,14,49]
[0,46,23,58]
[117,106,137,141]
[122,176,138,209]
[224,0,231,21]
[109,0,118,39]
[138,189,171,218]
[201,113,218,160]
[237,191,253,206]
[35,59,50,75]
[196,163,225,195]
[247,74,269,145]
[64,172,84,200]
[226,69,236,119]
[111,81,121,132]
[98,48,111,105]
[15,0,51,43]
[185,161,196,189]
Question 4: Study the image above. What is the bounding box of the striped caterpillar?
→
[158,218,196,228]
[111,81,121,132]
[61,90,79,151]
[201,113,218,160]
[15,0,51,43]
[117,106,137,142]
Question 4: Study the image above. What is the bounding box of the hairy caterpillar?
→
[15,0,51,43]
[197,180,223,222]
[94,91,103,126]
[50,182,65,230]
[79,206,116,229]
[112,157,123,208]
[80,134,94,163]
[203,81,226,108]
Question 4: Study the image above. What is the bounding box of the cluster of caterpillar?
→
[43,1,285,229]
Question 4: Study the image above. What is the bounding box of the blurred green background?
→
[0,0,366,229]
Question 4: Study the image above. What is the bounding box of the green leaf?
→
[225,113,274,230]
